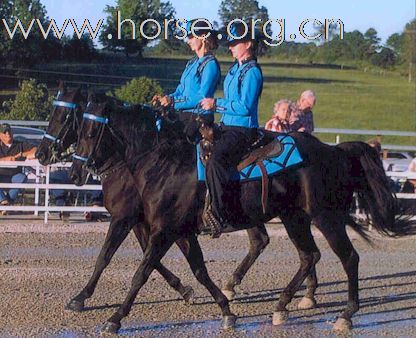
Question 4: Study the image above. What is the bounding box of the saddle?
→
[198,117,283,214]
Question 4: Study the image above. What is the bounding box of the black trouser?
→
[205,126,256,221]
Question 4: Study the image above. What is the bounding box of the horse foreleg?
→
[179,233,237,330]
[66,217,135,312]
[273,212,320,326]
[132,226,194,304]
[222,225,270,300]
[102,229,176,334]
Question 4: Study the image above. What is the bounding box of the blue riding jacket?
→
[215,60,263,128]
[169,54,221,112]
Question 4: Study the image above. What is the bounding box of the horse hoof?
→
[65,299,85,312]
[221,315,237,330]
[221,289,236,301]
[333,317,352,332]
[272,310,289,325]
[101,321,121,334]
[297,296,317,310]
[182,285,195,304]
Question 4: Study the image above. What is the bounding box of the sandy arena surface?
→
[0,216,415,337]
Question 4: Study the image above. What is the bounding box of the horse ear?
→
[57,80,67,94]
[87,90,96,104]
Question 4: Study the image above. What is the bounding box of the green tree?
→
[111,77,163,104]
[370,47,396,69]
[218,0,271,36]
[386,32,404,56]
[0,0,63,66]
[3,79,53,120]
[99,0,176,58]
[0,1,12,63]
[364,28,380,56]
[61,33,97,61]
[402,19,416,82]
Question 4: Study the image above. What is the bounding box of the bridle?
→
[72,109,126,177]
[43,92,81,162]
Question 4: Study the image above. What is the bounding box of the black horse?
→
[36,83,195,310]
[36,84,281,312]
[70,98,415,334]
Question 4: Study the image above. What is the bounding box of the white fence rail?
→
[0,160,105,223]
[314,128,416,151]
[0,121,415,224]
[1,120,415,151]
[0,161,415,224]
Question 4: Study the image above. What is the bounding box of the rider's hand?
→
[151,95,162,106]
[159,95,173,107]
[200,98,216,111]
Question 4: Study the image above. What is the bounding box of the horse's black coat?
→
[36,84,195,311]
[70,98,415,333]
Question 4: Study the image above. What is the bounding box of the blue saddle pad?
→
[197,134,303,182]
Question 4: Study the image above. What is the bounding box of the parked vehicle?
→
[11,126,45,146]
[383,151,413,172]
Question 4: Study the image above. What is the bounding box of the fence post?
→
[44,165,50,224]
[34,162,40,216]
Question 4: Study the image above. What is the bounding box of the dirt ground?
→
[0,216,415,337]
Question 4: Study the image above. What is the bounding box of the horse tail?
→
[337,141,416,237]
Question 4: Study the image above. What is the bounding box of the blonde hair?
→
[274,99,292,115]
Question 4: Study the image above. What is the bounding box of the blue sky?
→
[40,0,415,43]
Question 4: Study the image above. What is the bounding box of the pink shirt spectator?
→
[265,99,291,133]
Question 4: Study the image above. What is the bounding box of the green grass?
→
[1,55,415,145]
[256,60,416,145]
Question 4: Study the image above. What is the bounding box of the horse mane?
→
[104,99,158,154]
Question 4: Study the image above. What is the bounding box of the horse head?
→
[70,92,112,186]
[36,80,86,165]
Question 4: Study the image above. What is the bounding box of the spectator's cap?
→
[0,123,12,134]
[184,19,214,37]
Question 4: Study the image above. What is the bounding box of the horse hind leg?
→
[133,226,195,304]
[222,225,270,301]
[273,212,321,325]
[314,212,359,332]
[297,266,318,310]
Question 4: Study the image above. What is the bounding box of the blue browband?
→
[43,133,57,141]
[72,154,88,162]
[53,100,77,109]
[83,113,109,124]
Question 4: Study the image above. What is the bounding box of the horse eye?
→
[87,131,96,138]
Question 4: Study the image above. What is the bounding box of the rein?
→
[44,98,80,162]
[73,109,137,177]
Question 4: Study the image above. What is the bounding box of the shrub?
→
[111,77,163,105]
[4,79,52,120]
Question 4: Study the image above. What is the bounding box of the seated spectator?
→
[367,138,382,154]
[0,123,37,214]
[49,169,105,221]
[265,99,292,132]
[49,168,72,220]
[289,90,317,133]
